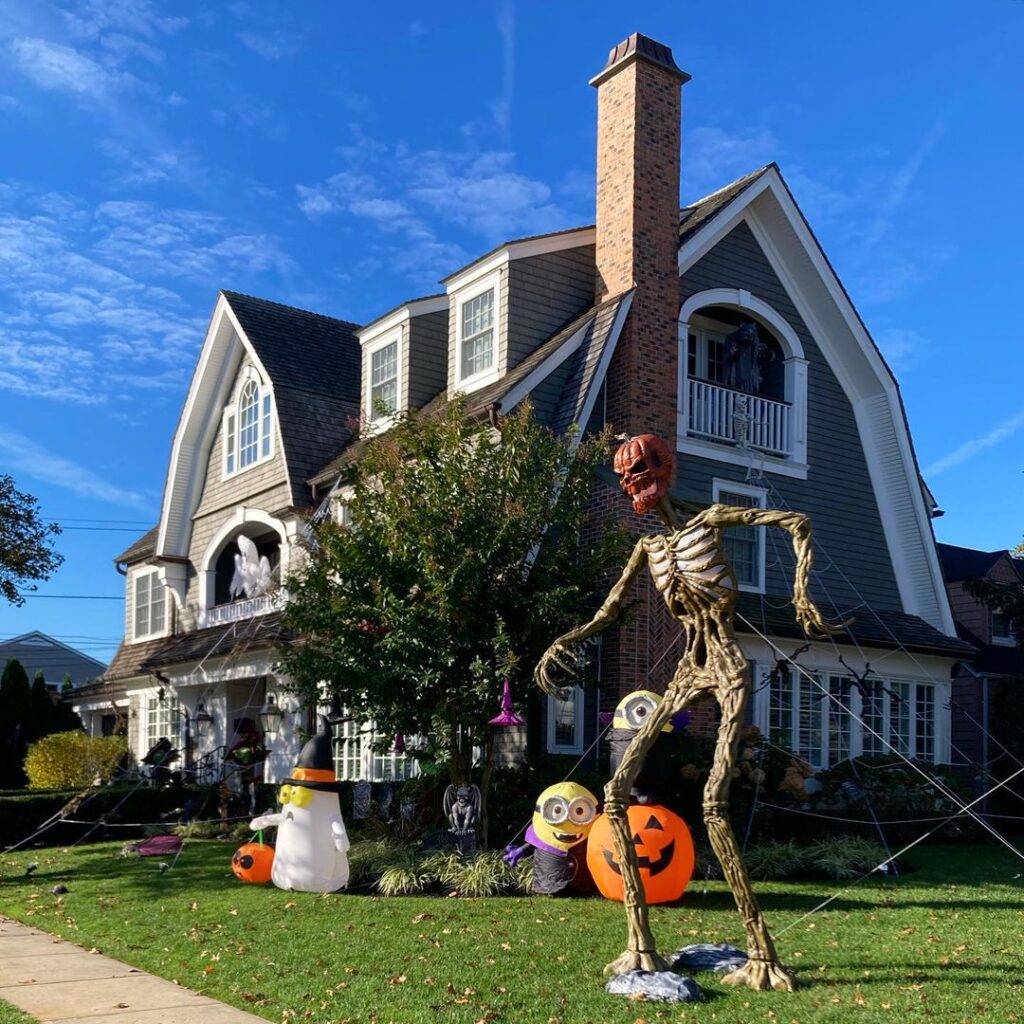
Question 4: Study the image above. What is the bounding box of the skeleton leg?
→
[704,671,796,992]
[603,672,701,976]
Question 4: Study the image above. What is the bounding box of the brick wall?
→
[589,37,688,713]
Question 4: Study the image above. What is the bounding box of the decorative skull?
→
[613,434,674,514]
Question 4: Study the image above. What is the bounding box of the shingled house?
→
[937,543,1023,788]
[76,32,970,785]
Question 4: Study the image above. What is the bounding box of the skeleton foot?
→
[603,949,670,976]
[721,958,796,992]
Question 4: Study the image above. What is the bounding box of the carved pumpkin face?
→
[232,841,275,883]
[613,434,674,514]
[586,804,694,904]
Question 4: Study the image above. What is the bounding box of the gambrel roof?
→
[156,291,361,559]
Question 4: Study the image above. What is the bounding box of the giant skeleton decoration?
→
[535,433,845,991]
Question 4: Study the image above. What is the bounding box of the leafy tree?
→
[0,658,32,787]
[0,475,62,606]
[278,399,626,843]
[29,671,56,741]
[61,672,73,692]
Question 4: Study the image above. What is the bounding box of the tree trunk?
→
[479,731,495,849]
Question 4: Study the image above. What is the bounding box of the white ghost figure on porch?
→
[250,716,349,892]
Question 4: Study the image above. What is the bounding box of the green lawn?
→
[0,1002,33,1024]
[0,842,1021,1023]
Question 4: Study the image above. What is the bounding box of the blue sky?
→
[1,0,1022,664]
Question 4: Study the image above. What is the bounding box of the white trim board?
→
[676,167,954,636]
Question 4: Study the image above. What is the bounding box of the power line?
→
[58,526,152,533]
[17,594,124,601]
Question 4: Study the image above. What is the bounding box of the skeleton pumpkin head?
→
[613,434,675,514]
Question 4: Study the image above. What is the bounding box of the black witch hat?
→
[282,715,345,791]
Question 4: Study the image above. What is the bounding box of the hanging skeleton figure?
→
[535,433,845,991]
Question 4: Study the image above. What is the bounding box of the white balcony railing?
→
[197,592,283,629]
[687,379,791,457]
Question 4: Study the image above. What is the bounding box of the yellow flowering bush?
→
[24,731,126,790]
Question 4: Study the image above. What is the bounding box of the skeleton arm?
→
[534,537,649,695]
[701,504,848,638]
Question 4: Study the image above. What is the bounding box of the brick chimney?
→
[592,33,689,442]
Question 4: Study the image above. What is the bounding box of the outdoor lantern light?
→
[193,702,213,742]
[259,696,284,739]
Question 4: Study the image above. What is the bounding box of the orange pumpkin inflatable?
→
[586,804,694,904]
[232,840,275,883]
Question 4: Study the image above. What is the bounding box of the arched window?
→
[223,370,273,477]
[239,380,260,468]
[679,289,808,472]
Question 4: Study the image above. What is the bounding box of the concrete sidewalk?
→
[0,917,267,1024]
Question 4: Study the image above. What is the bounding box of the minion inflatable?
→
[250,716,350,892]
[503,782,598,895]
[610,689,687,804]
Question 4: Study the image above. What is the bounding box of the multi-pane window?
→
[992,610,1015,643]
[460,287,495,380]
[370,340,399,421]
[331,712,417,782]
[766,668,940,768]
[687,327,727,383]
[548,686,584,754]
[239,380,260,468]
[225,373,273,476]
[713,481,766,591]
[133,570,166,640]
[145,696,180,749]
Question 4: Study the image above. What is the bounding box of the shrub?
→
[743,840,809,880]
[806,835,889,879]
[24,732,126,790]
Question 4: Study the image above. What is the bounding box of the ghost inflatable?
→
[250,715,350,892]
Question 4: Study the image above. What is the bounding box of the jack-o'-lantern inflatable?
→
[586,804,694,904]
[231,838,275,883]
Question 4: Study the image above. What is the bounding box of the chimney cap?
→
[590,32,691,88]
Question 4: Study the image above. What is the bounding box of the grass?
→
[0,841,1021,1023]
[0,1001,34,1024]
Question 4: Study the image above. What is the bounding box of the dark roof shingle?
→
[223,291,362,508]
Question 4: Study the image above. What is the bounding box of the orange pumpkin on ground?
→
[232,840,275,883]
[586,804,694,904]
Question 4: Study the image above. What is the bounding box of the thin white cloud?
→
[9,37,133,99]
[0,428,149,507]
[925,408,1024,477]
[491,0,515,142]
[0,183,289,404]
[874,326,928,373]
[237,29,302,60]
[863,121,945,248]
[683,126,778,202]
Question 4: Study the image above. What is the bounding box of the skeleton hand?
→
[534,635,583,696]
[795,601,850,639]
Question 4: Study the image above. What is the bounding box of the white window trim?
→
[546,686,585,755]
[754,660,947,768]
[677,288,809,476]
[222,366,275,480]
[132,567,168,642]
[364,331,403,432]
[454,270,502,392]
[712,478,767,594]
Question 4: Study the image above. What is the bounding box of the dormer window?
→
[133,569,166,641]
[455,271,501,390]
[369,338,399,422]
[224,368,273,478]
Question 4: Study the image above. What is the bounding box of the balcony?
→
[197,592,283,629]
[686,379,791,458]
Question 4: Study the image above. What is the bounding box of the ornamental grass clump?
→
[743,840,809,880]
[806,836,889,879]
[24,732,125,790]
